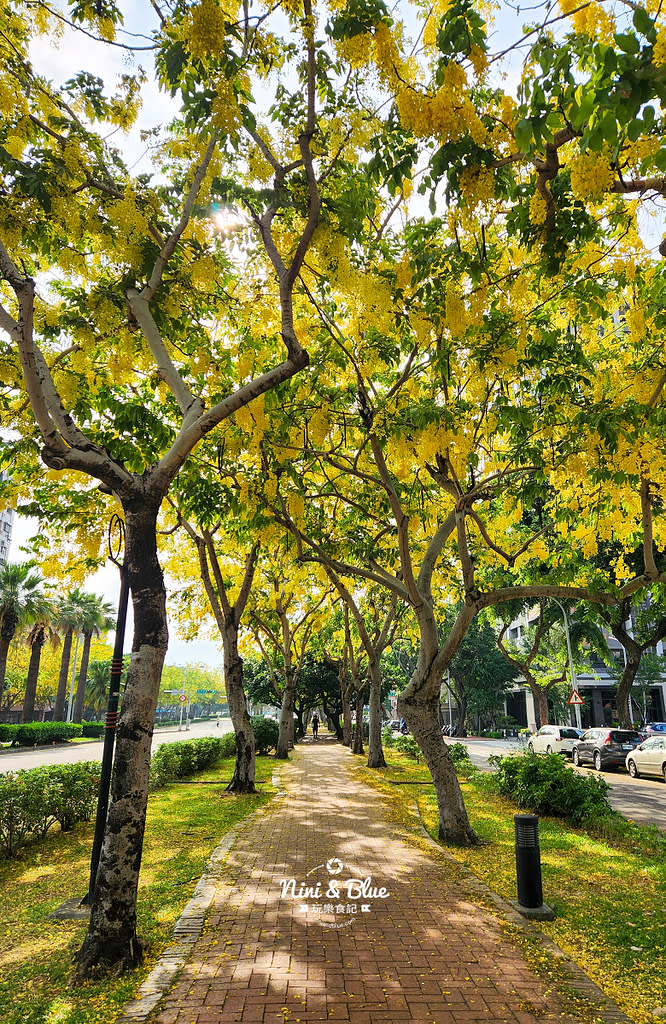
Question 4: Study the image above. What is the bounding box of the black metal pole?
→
[81,520,130,907]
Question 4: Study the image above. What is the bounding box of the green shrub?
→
[0,773,34,856]
[12,722,82,746]
[0,724,16,743]
[44,762,100,831]
[251,716,279,754]
[0,761,101,857]
[82,721,105,738]
[382,726,396,747]
[489,751,611,825]
[393,734,422,762]
[446,741,477,777]
[149,735,233,789]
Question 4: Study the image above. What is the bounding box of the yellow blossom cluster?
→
[211,77,243,135]
[568,146,615,201]
[570,1,615,39]
[654,25,666,65]
[334,31,373,68]
[528,191,548,226]
[188,0,229,59]
[458,165,495,208]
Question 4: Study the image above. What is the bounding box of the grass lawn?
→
[353,751,666,1024]
[0,755,276,1024]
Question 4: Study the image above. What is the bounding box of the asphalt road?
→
[461,736,666,830]
[0,716,235,773]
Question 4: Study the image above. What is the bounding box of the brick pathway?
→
[148,740,600,1024]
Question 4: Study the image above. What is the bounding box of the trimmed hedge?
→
[488,751,612,825]
[251,716,279,754]
[82,721,105,738]
[0,761,100,857]
[0,722,83,746]
[149,734,235,789]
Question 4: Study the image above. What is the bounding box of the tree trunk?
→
[352,688,365,755]
[341,674,353,746]
[399,690,477,845]
[0,634,10,707]
[531,683,549,729]
[366,659,386,768]
[22,629,46,723]
[0,610,18,706]
[294,701,305,740]
[276,680,294,759]
[73,630,92,724]
[224,622,256,793]
[53,628,73,721]
[322,697,343,739]
[74,500,167,979]
[616,647,641,729]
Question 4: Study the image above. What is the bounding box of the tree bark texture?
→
[399,690,477,845]
[352,688,365,755]
[224,624,256,793]
[21,629,45,723]
[276,679,295,759]
[0,635,11,707]
[74,502,167,978]
[53,628,73,721]
[366,658,386,768]
[615,647,641,729]
[341,674,353,746]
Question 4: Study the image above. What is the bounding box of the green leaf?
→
[614,32,640,54]
[513,118,532,151]
[633,6,654,37]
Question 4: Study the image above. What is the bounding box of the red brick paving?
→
[152,741,579,1023]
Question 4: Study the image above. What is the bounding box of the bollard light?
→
[512,814,555,920]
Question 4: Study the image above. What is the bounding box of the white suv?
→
[527,725,582,758]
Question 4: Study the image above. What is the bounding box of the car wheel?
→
[528,742,534,753]
[662,764,666,784]
[594,750,602,771]
[628,759,638,779]
[546,744,553,754]
[573,748,581,767]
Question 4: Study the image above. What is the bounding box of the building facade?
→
[503,607,666,731]
[0,506,13,567]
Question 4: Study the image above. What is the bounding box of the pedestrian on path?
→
[311,711,319,739]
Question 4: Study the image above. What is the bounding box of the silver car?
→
[528,725,581,757]
[625,736,666,782]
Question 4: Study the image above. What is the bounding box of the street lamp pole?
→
[82,514,129,907]
[550,597,582,730]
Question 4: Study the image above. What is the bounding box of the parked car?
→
[572,728,642,771]
[643,722,666,735]
[625,736,666,781]
[527,725,582,757]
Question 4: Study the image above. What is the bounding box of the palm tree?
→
[22,599,58,723]
[84,659,111,720]
[72,594,116,724]
[53,589,89,722]
[0,562,45,707]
